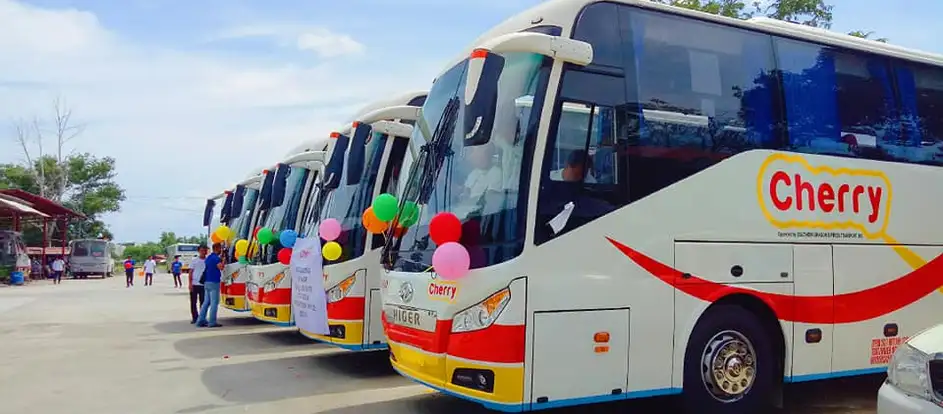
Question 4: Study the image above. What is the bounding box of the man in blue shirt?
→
[196,243,225,328]
[170,255,183,288]
[123,256,136,288]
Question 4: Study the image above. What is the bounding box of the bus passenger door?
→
[789,244,833,382]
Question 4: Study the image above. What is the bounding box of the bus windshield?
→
[317,132,390,263]
[231,188,259,240]
[386,52,549,272]
[258,165,309,263]
[72,240,107,258]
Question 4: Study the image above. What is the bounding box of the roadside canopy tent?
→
[0,189,86,271]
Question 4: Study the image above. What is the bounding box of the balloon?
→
[398,201,420,227]
[257,227,275,244]
[432,242,471,280]
[234,239,249,256]
[322,241,342,261]
[211,232,222,244]
[319,218,341,241]
[372,193,398,222]
[362,207,389,234]
[214,225,231,241]
[429,212,462,245]
[277,248,293,265]
[238,256,248,264]
[279,229,298,248]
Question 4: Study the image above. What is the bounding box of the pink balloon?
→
[432,242,471,280]
[319,218,342,241]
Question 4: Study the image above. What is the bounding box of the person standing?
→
[143,256,157,286]
[196,243,224,328]
[123,255,136,287]
[188,246,207,324]
[170,256,183,288]
[50,256,65,285]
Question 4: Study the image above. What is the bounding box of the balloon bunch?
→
[234,239,250,264]
[319,218,342,261]
[361,193,420,237]
[276,230,297,265]
[429,212,470,280]
[211,225,231,244]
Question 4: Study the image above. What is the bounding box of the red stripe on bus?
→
[259,288,291,305]
[449,324,526,363]
[327,297,365,320]
[382,313,525,363]
[222,283,246,296]
[606,237,943,324]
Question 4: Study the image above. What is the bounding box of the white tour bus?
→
[378,1,943,412]
[295,91,427,351]
[245,140,329,326]
[166,243,200,272]
[216,167,266,312]
[69,239,115,278]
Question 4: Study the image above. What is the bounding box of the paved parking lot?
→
[0,273,880,413]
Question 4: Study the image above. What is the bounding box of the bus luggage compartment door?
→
[367,288,384,345]
[674,242,794,285]
[530,308,629,408]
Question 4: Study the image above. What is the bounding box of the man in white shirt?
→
[188,246,207,324]
[50,257,65,285]
[143,256,157,286]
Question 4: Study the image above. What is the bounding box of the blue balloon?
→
[279,229,298,248]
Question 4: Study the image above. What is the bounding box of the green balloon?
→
[238,256,248,264]
[257,227,275,245]
[398,201,419,227]
[372,193,398,222]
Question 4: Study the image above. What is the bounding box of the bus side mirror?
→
[220,192,234,224]
[463,50,505,147]
[270,164,290,208]
[324,133,350,190]
[230,185,246,219]
[259,170,276,210]
[202,199,216,227]
[346,123,372,186]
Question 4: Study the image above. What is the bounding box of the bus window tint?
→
[776,39,901,162]
[894,62,943,165]
[90,242,106,257]
[73,241,90,256]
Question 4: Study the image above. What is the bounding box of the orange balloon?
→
[362,207,389,234]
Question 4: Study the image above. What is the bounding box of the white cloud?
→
[211,23,365,58]
[0,0,437,242]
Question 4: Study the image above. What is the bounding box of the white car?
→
[878,324,943,412]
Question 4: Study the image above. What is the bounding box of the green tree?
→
[3,98,126,244]
[654,0,885,41]
[159,231,178,249]
[123,242,164,263]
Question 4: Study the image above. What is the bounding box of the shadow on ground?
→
[152,315,265,334]
[201,350,409,404]
[321,374,884,414]
[173,329,317,359]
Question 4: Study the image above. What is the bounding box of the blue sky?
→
[0,0,940,243]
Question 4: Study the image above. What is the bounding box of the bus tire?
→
[681,304,776,414]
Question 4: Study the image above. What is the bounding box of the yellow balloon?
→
[215,225,232,241]
[322,241,342,261]
[234,239,249,256]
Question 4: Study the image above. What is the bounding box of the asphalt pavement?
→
[0,273,881,413]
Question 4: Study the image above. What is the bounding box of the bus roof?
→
[283,137,331,158]
[334,90,428,134]
[435,0,943,79]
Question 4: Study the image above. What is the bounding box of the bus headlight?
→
[887,343,933,400]
[327,274,356,303]
[451,288,510,334]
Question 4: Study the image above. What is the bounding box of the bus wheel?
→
[682,304,775,414]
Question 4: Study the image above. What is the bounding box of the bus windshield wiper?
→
[418,96,460,203]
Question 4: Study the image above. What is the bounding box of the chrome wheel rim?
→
[700,330,757,403]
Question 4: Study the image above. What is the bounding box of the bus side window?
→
[617,5,781,202]
[775,38,901,162]
[892,62,943,166]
